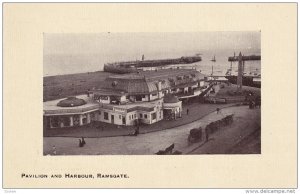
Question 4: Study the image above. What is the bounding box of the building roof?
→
[92,89,126,96]
[44,95,99,115]
[98,69,204,96]
[163,94,179,103]
[57,97,86,107]
[140,69,205,81]
[101,76,158,95]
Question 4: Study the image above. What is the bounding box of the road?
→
[44,106,260,155]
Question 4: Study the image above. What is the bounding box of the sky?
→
[43,31,261,76]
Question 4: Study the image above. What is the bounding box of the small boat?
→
[211,55,216,62]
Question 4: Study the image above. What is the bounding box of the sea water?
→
[43,32,261,77]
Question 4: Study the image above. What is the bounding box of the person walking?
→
[79,139,83,147]
[52,145,57,155]
[133,125,140,136]
[81,137,86,145]
[205,128,209,142]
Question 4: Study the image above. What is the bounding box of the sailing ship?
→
[211,55,216,62]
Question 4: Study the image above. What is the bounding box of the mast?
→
[211,55,216,75]
[211,55,216,62]
[237,52,243,92]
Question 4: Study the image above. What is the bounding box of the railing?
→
[176,87,202,98]
[127,106,155,113]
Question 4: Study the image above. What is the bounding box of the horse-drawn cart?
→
[188,127,202,143]
[188,114,234,144]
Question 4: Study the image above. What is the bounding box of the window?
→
[100,96,108,100]
[152,113,156,120]
[119,115,121,119]
[144,114,147,119]
[136,95,142,101]
[135,114,137,118]
[104,112,109,120]
[140,114,143,118]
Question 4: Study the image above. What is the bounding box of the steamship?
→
[225,69,261,88]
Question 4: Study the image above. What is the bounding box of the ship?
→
[103,55,202,74]
[211,55,216,62]
[225,69,261,88]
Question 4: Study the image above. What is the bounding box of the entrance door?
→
[111,115,114,124]
[122,116,126,125]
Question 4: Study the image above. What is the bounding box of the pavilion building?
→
[43,69,206,128]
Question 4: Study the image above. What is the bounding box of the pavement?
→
[189,106,261,154]
[43,105,260,155]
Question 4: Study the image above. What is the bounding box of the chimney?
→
[157,81,162,91]
[157,81,162,98]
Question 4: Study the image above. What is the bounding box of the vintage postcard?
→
[3,3,297,189]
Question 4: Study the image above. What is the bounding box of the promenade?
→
[44,105,260,155]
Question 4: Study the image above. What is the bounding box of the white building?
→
[43,69,205,128]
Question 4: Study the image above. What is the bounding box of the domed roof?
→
[57,97,86,107]
[163,94,179,103]
[103,76,158,95]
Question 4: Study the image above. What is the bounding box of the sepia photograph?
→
[3,2,297,189]
[43,32,261,155]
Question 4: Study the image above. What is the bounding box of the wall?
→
[149,93,159,101]
[126,111,138,125]
[138,111,151,124]
[98,96,110,104]
[142,95,149,102]
[183,87,189,93]
[139,106,163,125]
[194,88,201,96]
[170,88,179,93]
[128,95,150,102]
[200,80,205,87]
[158,91,164,98]
[98,108,126,125]
[97,100,163,126]
[46,110,99,129]
[120,95,127,103]
[163,101,182,110]
[129,96,135,102]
